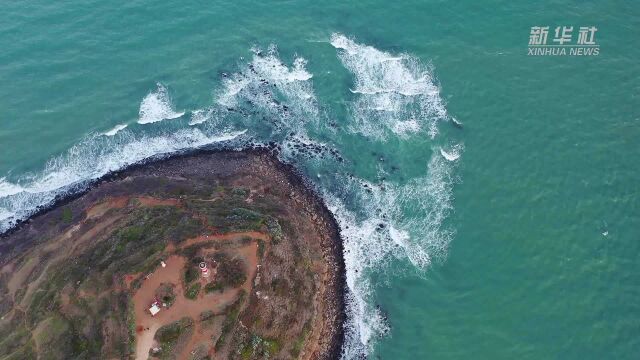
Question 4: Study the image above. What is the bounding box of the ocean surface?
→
[1,1,639,358]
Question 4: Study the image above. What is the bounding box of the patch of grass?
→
[199,310,218,330]
[213,252,247,289]
[204,282,223,294]
[291,322,311,357]
[155,283,176,307]
[185,198,268,233]
[156,317,192,343]
[263,338,281,355]
[199,310,215,322]
[214,290,246,351]
[240,343,253,359]
[61,207,73,223]
[128,297,136,354]
[154,317,194,358]
[265,216,283,244]
[270,278,290,297]
[240,335,281,359]
[184,266,199,284]
[26,283,60,326]
[185,283,201,300]
[0,325,32,356]
[121,225,144,242]
[0,337,35,360]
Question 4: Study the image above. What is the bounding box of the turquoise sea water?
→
[1,1,639,358]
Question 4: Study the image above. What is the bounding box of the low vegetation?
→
[213,252,247,289]
[155,283,176,307]
[153,317,194,359]
[185,282,201,300]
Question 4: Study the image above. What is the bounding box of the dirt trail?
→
[180,231,269,247]
[86,196,181,220]
[85,196,129,219]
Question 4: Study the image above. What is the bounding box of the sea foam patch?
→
[216,45,319,136]
[138,83,185,124]
[0,178,24,198]
[103,124,128,136]
[440,143,463,161]
[331,33,448,140]
[326,149,459,357]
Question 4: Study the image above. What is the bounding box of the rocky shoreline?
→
[0,148,345,359]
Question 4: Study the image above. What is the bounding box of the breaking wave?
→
[331,33,448,140]
[0,34,463,359]
[0,178,24,199]
[103,124,128,136]
[138,83,185,124]
[216,45,319,137]
[440,143,463,161]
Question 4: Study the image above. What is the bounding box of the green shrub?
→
[155,283,176,307]
[213,253,246,288]
[185,283,201,300]
[61,208,73,223]
[265,217,283,244]
[204,282,223,293]
[155,317,193,344]
[215,291,246,351]
[231,187,249,197]
[184,266,199,284]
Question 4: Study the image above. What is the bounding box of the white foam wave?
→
[138,83,185,124]
[451,116,463,127]
[331,33,447,140]
[189,108,213,126]
[0,178,24,198]
[0,208,13,223]
[0,127,247,233]
[216,45,318,135]
[392,119,421,135]
[329,146,458,358]
[440,143,463,161]
[103,124,128,136]
[325,195,392,358]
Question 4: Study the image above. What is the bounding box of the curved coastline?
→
[0,147,345,359]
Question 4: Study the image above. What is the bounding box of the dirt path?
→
[86,196,181,220]
[179,231,269,248]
